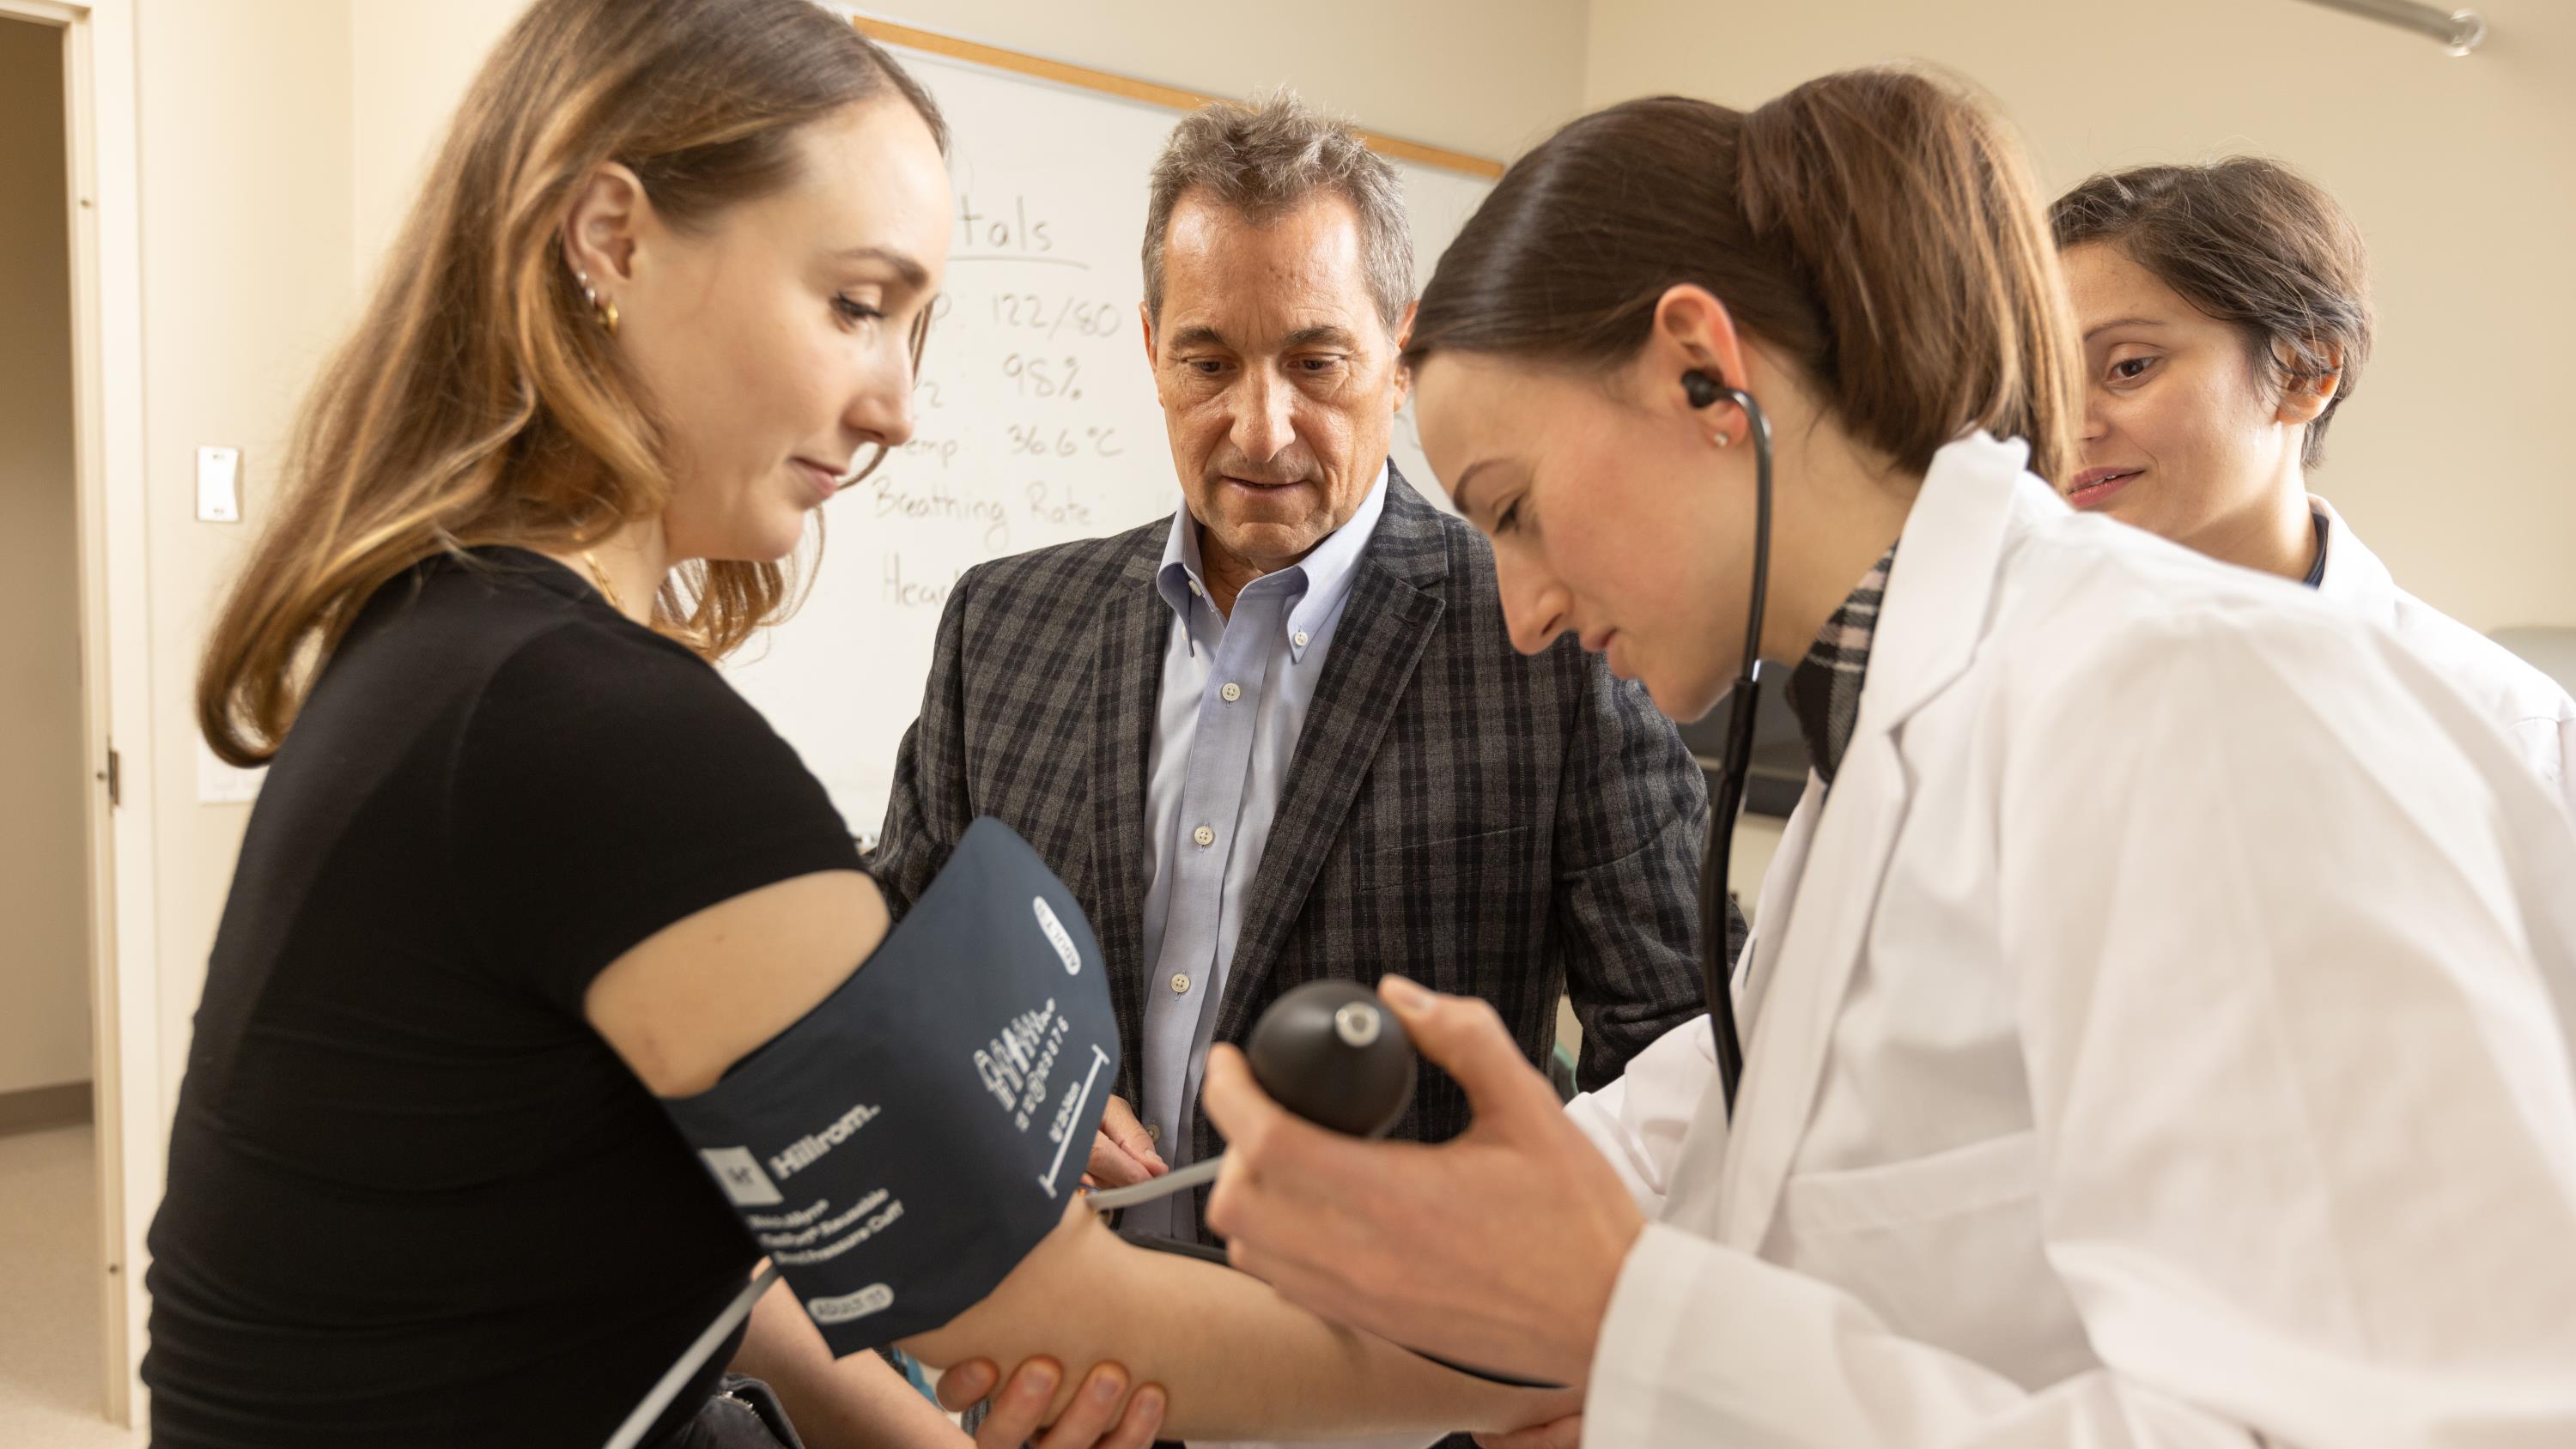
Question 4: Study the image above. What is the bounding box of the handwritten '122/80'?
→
[990,292,1124,341]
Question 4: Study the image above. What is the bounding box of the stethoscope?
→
[1682,367,1771,1120]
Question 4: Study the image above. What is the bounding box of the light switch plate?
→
[197,446,241,523]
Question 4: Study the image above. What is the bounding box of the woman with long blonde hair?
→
[153,1,994,1441]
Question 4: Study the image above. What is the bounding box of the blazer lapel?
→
[1091,542,1167,1094]
[1212,470,1448,1044]
[1715,433,2044,1252]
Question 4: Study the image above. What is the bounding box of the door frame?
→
[5,0,161,1428]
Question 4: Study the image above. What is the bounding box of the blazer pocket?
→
[1367,825,1530,888]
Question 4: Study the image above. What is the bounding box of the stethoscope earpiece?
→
[1682,368,1725,409]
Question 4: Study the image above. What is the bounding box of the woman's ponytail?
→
[1406,68,2081,482]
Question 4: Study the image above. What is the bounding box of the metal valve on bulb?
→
[1084,979,1417,1215]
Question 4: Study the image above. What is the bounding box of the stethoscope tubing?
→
[1700,383,1774,1120]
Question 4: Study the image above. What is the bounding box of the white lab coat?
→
[2310,495,2576,819]
[1565,433,2576,1447]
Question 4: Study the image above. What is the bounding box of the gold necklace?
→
[580,549,628,615]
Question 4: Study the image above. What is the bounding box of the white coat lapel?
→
[1648,771,1828,1220]
[1713,433,2046,1252]
[1712,735,1909,1249]
[1735,772,1825,1024]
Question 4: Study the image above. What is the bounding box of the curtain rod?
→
[2290,0,2487,55]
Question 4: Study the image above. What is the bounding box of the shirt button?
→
[1188,579,1205,597]
[1145,1122,1161,1142]
[1219,682,1242,703]
[1193,825,1215,848]
[1170,973,1192,995]
[1292,629,1310,649]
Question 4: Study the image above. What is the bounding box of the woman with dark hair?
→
[1193,72,2576,1446]
[147,2,1577,1445]
[2053,158,2573,815]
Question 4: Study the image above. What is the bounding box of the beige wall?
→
[1584,0,2576,634]
[135,0,356,1119]
[348,0,524,276]
[0,17,93,1097]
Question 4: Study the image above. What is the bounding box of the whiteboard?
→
[725,45,1494,845]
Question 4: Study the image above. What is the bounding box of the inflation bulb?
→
[1084,979,1417,1213]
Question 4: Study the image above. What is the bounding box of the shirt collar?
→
[2300,500,2330,590]
[1154,463,1390,661]
[1783,543,1896,789]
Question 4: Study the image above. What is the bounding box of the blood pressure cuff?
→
[662,816,1120,1354]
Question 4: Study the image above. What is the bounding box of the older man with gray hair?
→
[874,92,1721,1288]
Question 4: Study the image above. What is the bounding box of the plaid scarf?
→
[1783,545,1896,788]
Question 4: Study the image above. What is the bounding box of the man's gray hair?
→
[1142,89,1413,332]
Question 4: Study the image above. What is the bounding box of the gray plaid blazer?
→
[872,467,1721,1203]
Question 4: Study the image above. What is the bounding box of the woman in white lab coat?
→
[2053,158,2575,815]
[1194,71,2576,1447]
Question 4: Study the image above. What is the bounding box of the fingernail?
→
[1380,975,1431,1011]
[1137,1386,1167,1422]
[1023,1365,1060,1398]
[1091,1368,1126,1404]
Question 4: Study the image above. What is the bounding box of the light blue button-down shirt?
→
[1123,467,1389,1241]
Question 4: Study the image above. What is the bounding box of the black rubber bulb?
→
[1245,979,1416,1137]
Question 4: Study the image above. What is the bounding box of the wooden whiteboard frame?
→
[849,15,1507,180]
